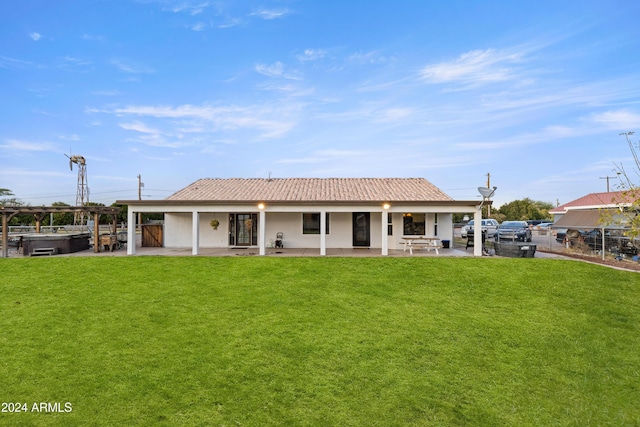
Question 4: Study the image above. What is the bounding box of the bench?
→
[405,240,442,255]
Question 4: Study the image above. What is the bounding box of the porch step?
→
[30,247,58,257]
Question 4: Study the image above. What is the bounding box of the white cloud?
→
[63,56,92,66]
[278,149,361,164]
[421,48,523,85]
[111,59,156,74]
[0,139,56,152]
[217,18,242,29]
[29,32,41,41]
[81,33,106,42]
[250,8,290,20]
[130,134,185,148]
[348,51,390,65]
[0,55,33,69]
[454,124,590,151]
[379,108,412,122]
[190,22,207,31]
[297,49,326,62]
[165,0,212,15]
[257,82,314,97]
[58,56,93,71]
[58,134,81,141]
[255,62,301,80]
[591,110,640,130]
[91,90,122,96]
[255,62,285,78]
[106,103,297,139]
[119,121,161,134]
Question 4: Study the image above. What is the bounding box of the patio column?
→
[381,210,388,256]
[320,210,326,256]
[259,208,266,256]
[2,212,8,258]
[93,212,100,253]
[127,208,136,255]
[192,211,200,255]
[473,206,482,257]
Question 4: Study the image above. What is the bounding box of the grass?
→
[0,257,639,426]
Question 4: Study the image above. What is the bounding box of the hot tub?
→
[21,233,91,256]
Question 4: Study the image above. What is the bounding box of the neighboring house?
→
[550,190,636,231]
[550,191,633,221]
[117,178,486,256]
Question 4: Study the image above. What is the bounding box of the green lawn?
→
[1,257,638,426]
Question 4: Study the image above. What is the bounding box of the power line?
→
[14,188,175,199]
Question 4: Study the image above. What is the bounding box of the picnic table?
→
[401,236,442,255]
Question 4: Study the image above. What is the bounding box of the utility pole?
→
[599,176,616,192]
[486,172,492,217]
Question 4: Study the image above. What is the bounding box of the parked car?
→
[495,221,532,242]
[526,220,544,228]
[557,228,638,255]
[533,222,553,230]
[461,219,499,238]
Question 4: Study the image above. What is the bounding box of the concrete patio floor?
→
[60,245,475,257]
[2,230,568,259]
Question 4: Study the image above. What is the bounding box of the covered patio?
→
[117,178,489,257]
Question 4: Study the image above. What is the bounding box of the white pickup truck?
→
[461,219,499,238]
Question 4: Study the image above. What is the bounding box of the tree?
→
[86,202,110,224]
[602,132,640,239]
[496,198,553,221]
[112,203,128,224]
[0,189,33,225]
[0,188,18,207]
[50,202,75,226]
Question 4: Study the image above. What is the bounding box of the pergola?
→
[1,205,120,258]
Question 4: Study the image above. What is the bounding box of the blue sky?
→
[2,0,640,208]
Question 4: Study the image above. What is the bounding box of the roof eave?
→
[116,199,482,206]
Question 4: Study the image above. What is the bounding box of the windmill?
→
[65,153,89,226]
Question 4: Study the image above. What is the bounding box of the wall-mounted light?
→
[383,203,390,210]
[258,203,265,210]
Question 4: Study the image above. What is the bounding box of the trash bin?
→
[441,240,450,249]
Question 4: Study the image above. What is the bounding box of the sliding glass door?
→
[229,213,258,246]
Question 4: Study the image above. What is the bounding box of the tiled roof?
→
[166,178,453,202]
[549,191,635,213]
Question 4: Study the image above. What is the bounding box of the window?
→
[303,213,329,234]
[387,213,393,236]
[434,213,438,236]
[403,213,425,235]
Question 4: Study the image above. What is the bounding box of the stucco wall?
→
[164,211,454,250]
[164,213,191,248]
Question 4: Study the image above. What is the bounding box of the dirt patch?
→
[538,249,640,272]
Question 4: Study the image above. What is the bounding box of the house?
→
[550,190,638,232]
[550,191,634,221]
[117,178,487,256]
